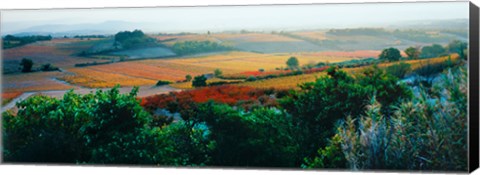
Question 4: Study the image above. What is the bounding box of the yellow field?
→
[165,51,353,75]
[236,55,458,89]
[60,68,157,88]
[59,51,356,88]
[237,71,328,90]
[380,54,459,70]
[292,31,327,40]
[212,33,301,42]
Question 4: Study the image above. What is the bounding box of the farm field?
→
[2,38,105,73]
[58,51,356,88]
[236,55,458,89]
[152,34,217,46]
[1,92,23,105]
[2,71,75,92]
[109,46,176,59]
[59,67,157,88]
[291,31,328,40]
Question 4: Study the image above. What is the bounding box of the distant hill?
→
[4,21,154,37]
[387,19,468,30]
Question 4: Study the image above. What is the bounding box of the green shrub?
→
[246,76,257,82]
[171,41,232,55]
[156,80,172,86]
[327,66,467,171]
[192,75,207,87]
[386,62,412,79]
[2,86,154,164]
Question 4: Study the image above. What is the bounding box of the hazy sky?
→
[1,1,469,33]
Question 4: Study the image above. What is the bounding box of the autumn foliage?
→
[140,85,282,112]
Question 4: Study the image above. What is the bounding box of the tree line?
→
[379,40,467,61]
[2,35,52,49]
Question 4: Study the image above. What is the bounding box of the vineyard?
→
[2,71,75,92]
[60,68,157,88]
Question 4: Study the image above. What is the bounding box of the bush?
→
[208,81,234,86]
[420,44,446,58]
[194,102,300,167]
[114,30,156,49]
[185,74,192,82]
[20,58,33,72]
[41,63,60,72]
[214,69,222,77]
[171,41,232,55]
[156,80,172,86]
[379,47,401,61]
[2,86,155,164]
[192,75,207,87]
[386,62,412,79]
[246,76,257,82]
[325,66,467,171]
[281,66,411,161]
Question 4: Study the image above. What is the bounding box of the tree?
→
[420,44,446,58]
[2,86,156,164]
[280,66,411,162]
[286,56,299,70]
[379,48,401,61]
[404,46,420,60]
[194,102,300,167]
[214,69,222,77]
[448,40,467,60]
[20,58,33,72]
[185,74,193,82]
[192,75,207,87]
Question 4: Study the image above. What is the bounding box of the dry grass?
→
[60,68,157,88]
[2,72,75,92]
[212,33,301,42]
[168,51,353,75]
[88,62,194,82]
[299,50,382,58]
[237,71,328,90]
[292,31,327,40]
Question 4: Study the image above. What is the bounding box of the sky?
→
[0,1,470,34]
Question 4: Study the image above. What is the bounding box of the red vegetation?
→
[140,85,281,112]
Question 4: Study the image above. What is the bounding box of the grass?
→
[1,92,23,106]
[2,72,75,92]
[212,33,301,42]
[236,55,458,89]
[168,51,352,75]
[60,68,157,88]
[292,31,327,40]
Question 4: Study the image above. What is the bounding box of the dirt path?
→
[1,85,182,113]
[1,92,36,112]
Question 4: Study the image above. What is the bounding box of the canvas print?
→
[0,1,472,172]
